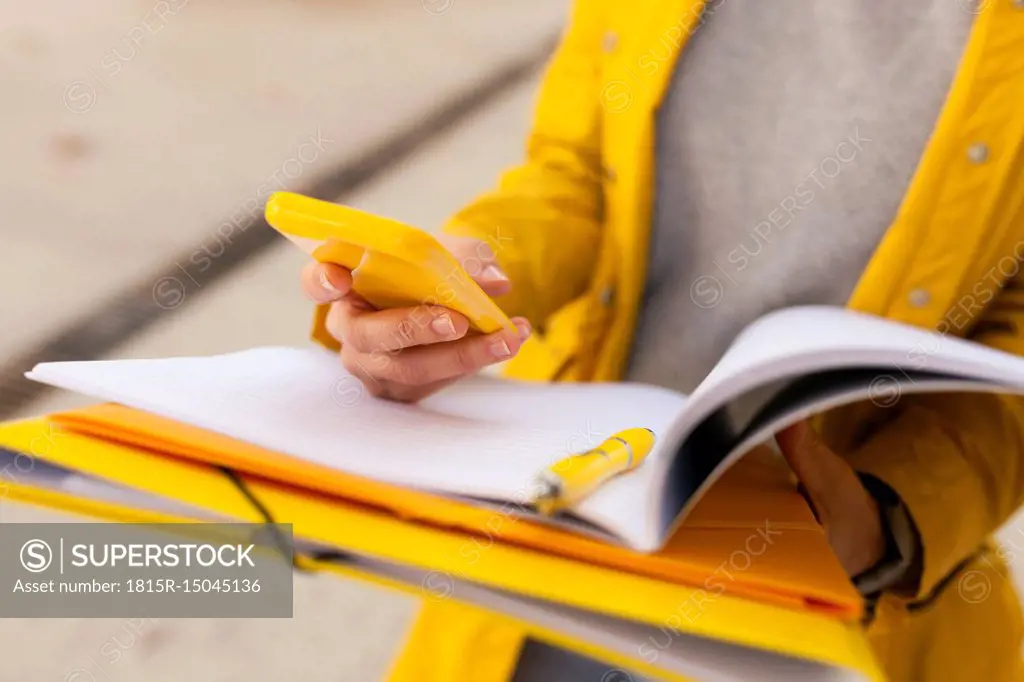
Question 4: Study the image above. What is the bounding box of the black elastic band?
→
[219,467,350,571]
[860,550,983,627]
[905,552,979,613]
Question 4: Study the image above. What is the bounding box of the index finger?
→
[439,234,511,297]
[328,300,472,353]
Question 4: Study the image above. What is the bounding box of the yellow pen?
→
[528,428,656,515]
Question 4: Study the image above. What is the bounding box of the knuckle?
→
[394,318,417,345]
[368,348,396,372]
[325,303,347,342]
[451,343,481,374]
[339,351,366,377]
[342,319,372,352]
[387,358,429,386]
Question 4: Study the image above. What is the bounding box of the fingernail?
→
[431,315,457,338]
[480,264,508,282]
[489,339,512,358]
[515,320,531,340]
[319,269,341,297]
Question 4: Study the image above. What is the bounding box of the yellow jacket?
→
[447,2,1024,679]
[316,1,1024,679]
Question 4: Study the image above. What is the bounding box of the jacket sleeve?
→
[440,0,606,328]
[842,274,1024,600]
[310,0,605,350]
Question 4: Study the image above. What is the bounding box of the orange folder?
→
[50,402,862,620]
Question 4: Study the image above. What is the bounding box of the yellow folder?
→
[0,412,883,681]
[53,403,859,616]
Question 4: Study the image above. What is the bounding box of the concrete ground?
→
[0,1,557,679]
[0,0,563,362]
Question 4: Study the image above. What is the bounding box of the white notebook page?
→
[649,305,1024,488]
[27,347,688,550]
[691,306,1024,409]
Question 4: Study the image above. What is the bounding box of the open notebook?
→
[26,305,1024,553]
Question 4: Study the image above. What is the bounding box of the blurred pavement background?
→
[0,0,561,679]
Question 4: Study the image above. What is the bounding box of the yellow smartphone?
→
[265,192,515,334]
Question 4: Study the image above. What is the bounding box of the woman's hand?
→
[300,234,531,403]
[776,420,887,577]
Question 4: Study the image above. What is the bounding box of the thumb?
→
[775,420,861,526]
[438,233,511,297]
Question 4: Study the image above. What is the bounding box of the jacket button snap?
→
[967,143,989,164]
[602,31,618,53]
[603,165,617,182]
[909,289,931,308]
[600,286,615,306]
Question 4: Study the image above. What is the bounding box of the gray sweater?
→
[512,5,976,680]
[626,1,973,396]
